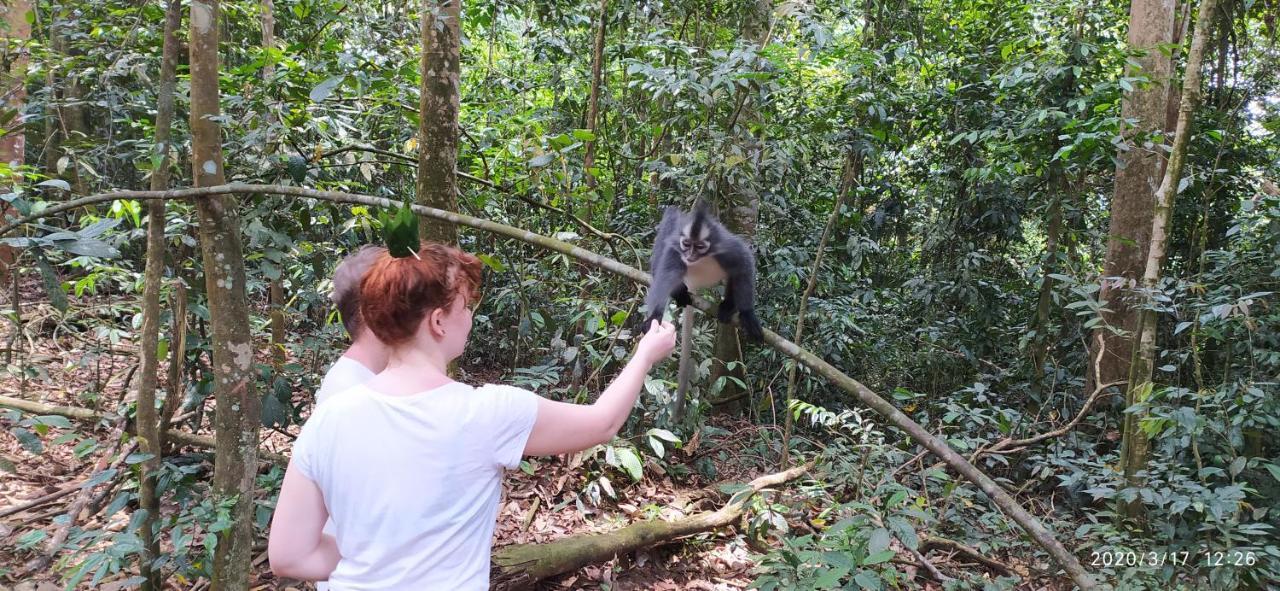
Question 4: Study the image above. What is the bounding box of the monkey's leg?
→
[672,306,696,423]
[717,282,737,324]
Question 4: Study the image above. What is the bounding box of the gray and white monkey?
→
[642,200,764,341]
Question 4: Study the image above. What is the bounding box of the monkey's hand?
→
[672,284,692,307]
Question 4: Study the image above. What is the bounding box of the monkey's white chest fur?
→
[683,257,727,290]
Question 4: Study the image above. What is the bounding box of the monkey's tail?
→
[672,306,696,423]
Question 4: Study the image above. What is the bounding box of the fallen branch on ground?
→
[0,395,288,464]
[921,535,1015,576]
[489,463,812,591]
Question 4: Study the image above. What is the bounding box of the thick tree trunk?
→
[189,1,262,589]
[0,0,31,285]
[416,0,461,245]
[1119,0,1217,523]
[1089,0,1179,394]
[136,1,182,588]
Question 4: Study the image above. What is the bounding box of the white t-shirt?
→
[315,356,377,406]
[293,381,539,590]
[313,356,377,591]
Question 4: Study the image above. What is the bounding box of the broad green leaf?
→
[862,550,895,565]
[615,447,643,481]
[310,75,346,102]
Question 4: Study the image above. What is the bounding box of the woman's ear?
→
[428,307,447,337]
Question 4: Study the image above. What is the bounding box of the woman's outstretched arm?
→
[524,320,676,456]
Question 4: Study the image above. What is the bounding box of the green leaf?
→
[53,236,120,258]
[309,75,346,102]
[124,452,155,465]
[380,201,420,258]
[14,427,43,454]
[17,529,47,550]
[1264,463,1280,483]
[646,428,680,443]
[35,415,72,429]
[287,155,308,183]
[647,436,665,458]
[476,253,507,272]
[571,129,597,142]
[868,527,891,553]
[813,565,849,588]
[615,447,643,481]
[887,516,919,550]
[862,550,895,565]
[81,468,117,489]
[0,455,16,473]
[34,252,67,313]
[528,153,554,168]
[36,179,71,191]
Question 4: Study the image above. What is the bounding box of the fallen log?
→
[0,395,288,464]
[490,463,811,591]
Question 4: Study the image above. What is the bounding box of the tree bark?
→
[416,0,462,245]
[262,0,287,372]
[0,0,31,285]
[1119,0,1217,522]
[189,1,262,589]
[0,183,1100,590]
[1089,0,1179,395]
[583,0,607,207]
[135,1,183,588]
[710,0,772,414]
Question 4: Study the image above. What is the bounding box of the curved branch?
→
[0,183,1097,589]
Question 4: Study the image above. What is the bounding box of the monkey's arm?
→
[643,249,687,327]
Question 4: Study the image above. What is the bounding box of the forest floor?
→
[0,278,808,590]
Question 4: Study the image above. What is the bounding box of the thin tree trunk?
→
[416,0,461,245]
[0,0,31,285]
[160,256,190,442]
[710,0,772,414]
[1088,0,1179,395]
[136,1,182,588]
[583,0,607,210]
[780,152,858,468]
[1119,0,1217,523]
[263,0,287,371]
[189,1,262,588]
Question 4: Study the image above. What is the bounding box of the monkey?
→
[642,199,764,340]
[640,200,763,423]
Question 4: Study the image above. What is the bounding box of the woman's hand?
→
[637,319,677,366]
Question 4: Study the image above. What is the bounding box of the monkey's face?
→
[679,230,710,265]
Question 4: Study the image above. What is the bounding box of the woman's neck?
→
[362,343,452,396]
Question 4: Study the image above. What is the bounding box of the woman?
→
[268,242,677,589]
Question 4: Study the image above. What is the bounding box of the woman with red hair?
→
[268,242,677,589]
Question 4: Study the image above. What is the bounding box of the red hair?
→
[359,242,483,346]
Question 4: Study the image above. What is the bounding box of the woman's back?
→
[293,382,537,590]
